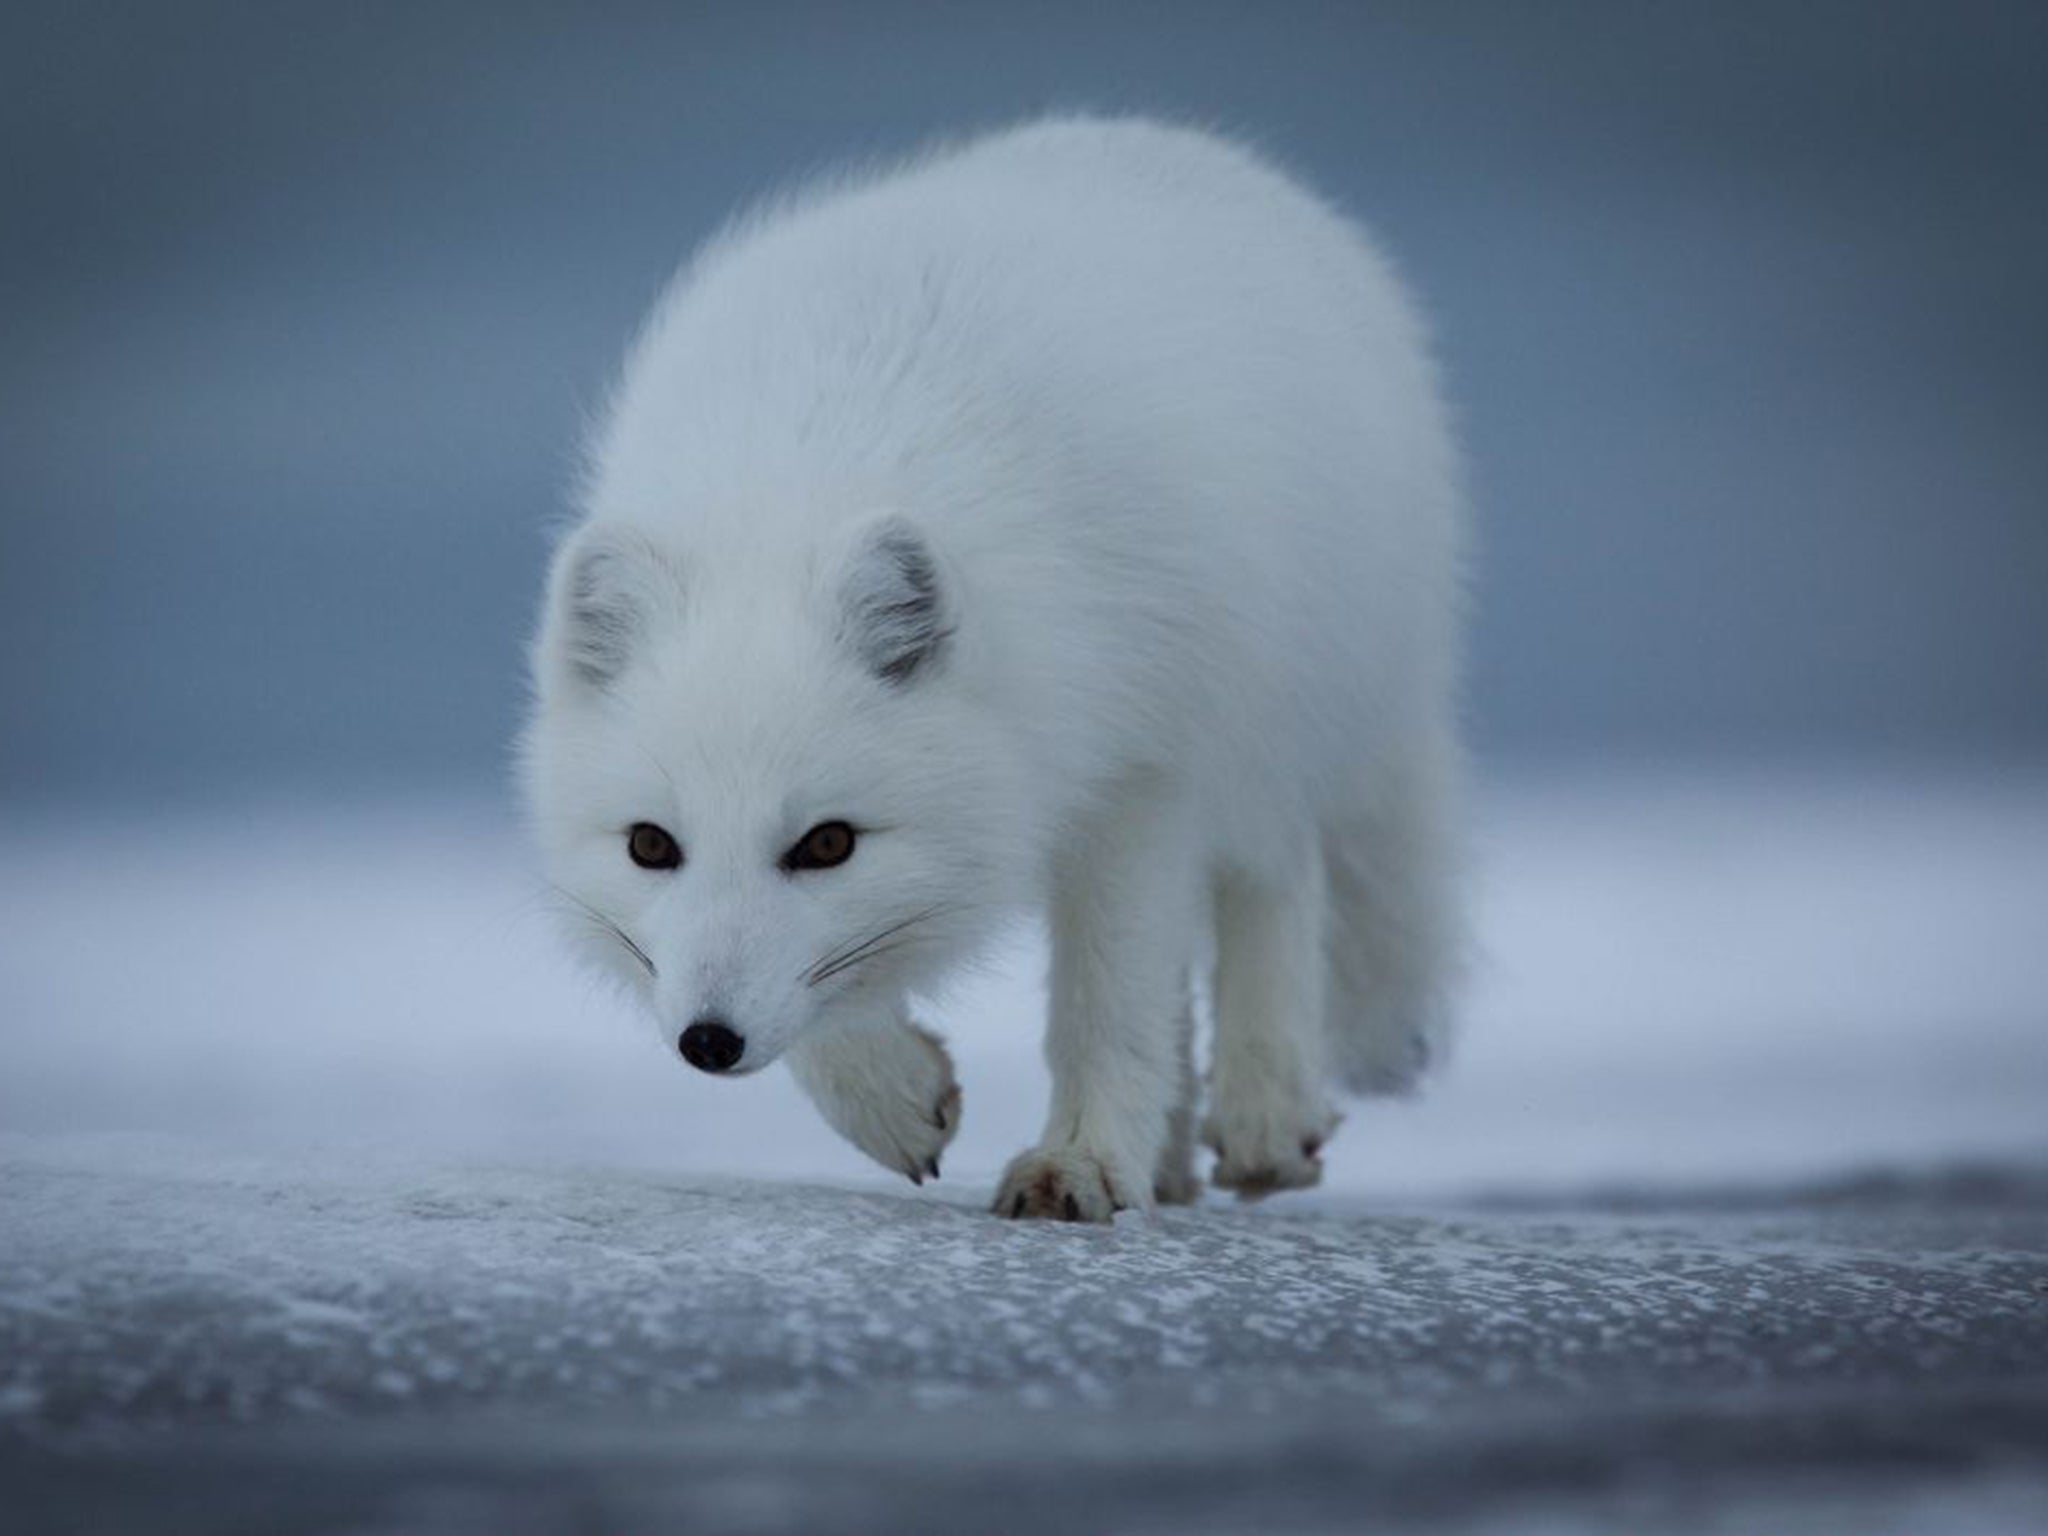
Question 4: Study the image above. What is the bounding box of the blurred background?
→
[2,1,2044,1193]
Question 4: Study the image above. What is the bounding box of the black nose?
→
[678,1018,745,1074]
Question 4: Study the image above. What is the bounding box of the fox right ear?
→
[839,517,954,686]
[541,525,684,691]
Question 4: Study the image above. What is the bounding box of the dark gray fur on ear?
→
[548,525,683,690]
[841,518,953,685]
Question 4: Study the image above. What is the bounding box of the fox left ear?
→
[839,517,954,685]
[540,523,685,693]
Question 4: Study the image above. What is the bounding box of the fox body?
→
[524,117,1466,1220]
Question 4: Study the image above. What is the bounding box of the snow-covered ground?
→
[3,769,2046,1532]
[5,1148,2045,1533]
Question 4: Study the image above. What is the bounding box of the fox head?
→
[522,511,1026,1076]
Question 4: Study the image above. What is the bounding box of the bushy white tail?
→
[1322,728,1466,1095]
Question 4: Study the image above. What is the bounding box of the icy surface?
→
[2,1148,2045,1532]
[3,771,2047,1530]
[9,1144,2040,1436]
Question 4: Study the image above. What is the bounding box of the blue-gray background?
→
[4,0,2044,805]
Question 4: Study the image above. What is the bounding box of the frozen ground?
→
[3,770,2047,1531]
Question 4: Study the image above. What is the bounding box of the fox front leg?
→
[786,1006,961,1184]
[994,780,1198,1222]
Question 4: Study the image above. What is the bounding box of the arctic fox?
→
[524,116,1466,1221]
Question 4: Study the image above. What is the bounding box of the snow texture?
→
[2,1148,2045,1532]
[3,771,2046,1531]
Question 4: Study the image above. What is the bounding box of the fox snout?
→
[677,1016,747,1074]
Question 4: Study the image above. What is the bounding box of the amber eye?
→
[784,820,857,872]
[626,821,682,870]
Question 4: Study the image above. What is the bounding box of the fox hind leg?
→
[1203,852,1340,1198]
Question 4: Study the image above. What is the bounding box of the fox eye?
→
[784,820,857,872]
[626,821,683,870]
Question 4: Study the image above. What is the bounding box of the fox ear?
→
[839,517,953,685]
[542,525,683,691]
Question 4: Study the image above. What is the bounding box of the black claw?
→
[1061,1192,1080,1221]
[1010,1192,1027,1218]
[909,1168,924,1186]
[926,1157,941,1181]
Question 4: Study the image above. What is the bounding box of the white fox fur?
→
[524,116,1467,1221]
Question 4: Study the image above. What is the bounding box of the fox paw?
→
[788,1018,961,1184]
[992,1146,1137,1223]
[1203,1102,1339,1200]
